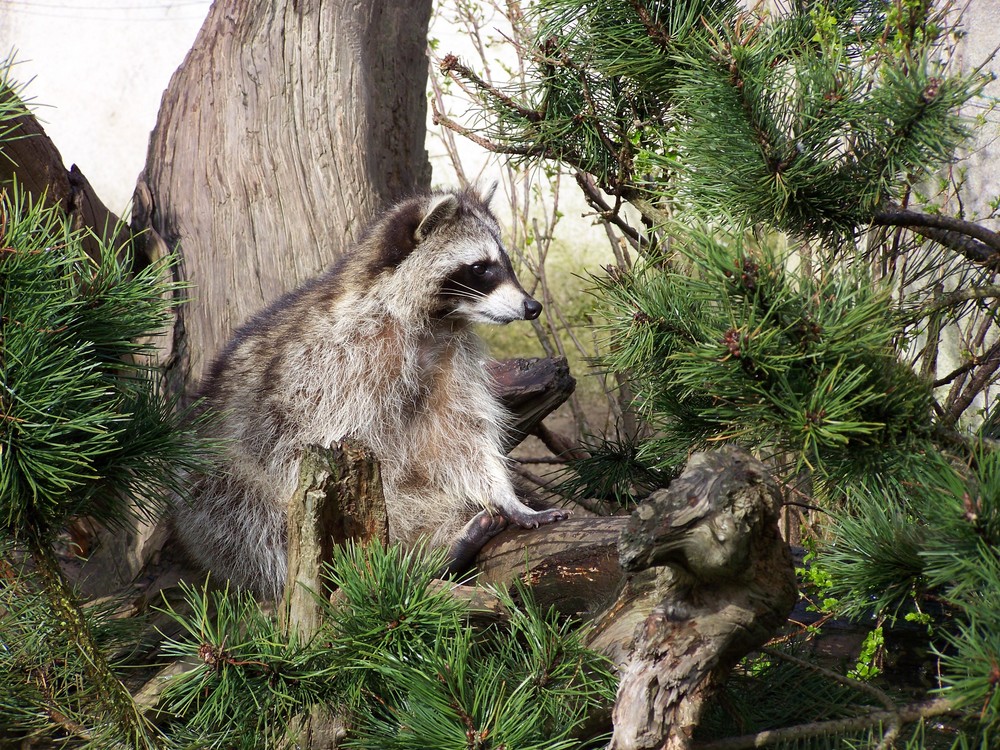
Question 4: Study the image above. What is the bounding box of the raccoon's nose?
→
[524,299,543,320]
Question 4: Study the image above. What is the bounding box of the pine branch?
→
[872,205,1000,265]
[439,54,544,123]
[431,100,552,159]
[693,697,957,750]
[26,533,162,748]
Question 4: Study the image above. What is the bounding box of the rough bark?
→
[281,442,388,750]
[134,0,434,399]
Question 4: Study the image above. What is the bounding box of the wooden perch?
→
[282,442,387,750]
[487,356,576,453]
[244,421,795,750]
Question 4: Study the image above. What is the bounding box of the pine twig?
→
[431,101,549,159]
[27,533,161,748]
[903,284,1000,325]
[439,53,543,123]
[693,697,957,750]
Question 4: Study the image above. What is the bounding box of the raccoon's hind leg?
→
[442,510,509,577]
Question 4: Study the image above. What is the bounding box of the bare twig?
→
[945,336,1000,423]
[903,284,1000,324]
[760,647,895,711]
[533,422,589,461]
[574,171,644,249]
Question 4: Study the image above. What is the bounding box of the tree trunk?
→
[133,0,434,399]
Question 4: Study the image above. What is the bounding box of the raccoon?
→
[175,187,569,599]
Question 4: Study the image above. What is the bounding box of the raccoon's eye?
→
[470,262,489,276]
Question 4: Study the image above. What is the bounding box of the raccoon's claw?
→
[508,507,571,529]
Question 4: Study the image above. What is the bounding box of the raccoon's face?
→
[439,250,542,325]
[420,192,542,325]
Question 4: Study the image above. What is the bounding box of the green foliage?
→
[554,431,669,507]
[447,0,1000,745]
[0,187,202,540]
[0,539,149,748]
[157,581,342,749]
[0,73,204,745]
[158,541,616,749]
[456,0,986,242]
[819,446,1000,735]
[595,233,935,491]
[849,626,885,681]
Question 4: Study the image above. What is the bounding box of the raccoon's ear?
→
[416,194,459,241]
[482,181,498,205]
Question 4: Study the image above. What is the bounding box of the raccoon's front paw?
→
[508,507,571,529]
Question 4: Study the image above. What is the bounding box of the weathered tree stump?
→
[476,446,796,750]
[0,91,121,258]
[607,448,796,749]
[281,442,388,750]
[281,442,388,635]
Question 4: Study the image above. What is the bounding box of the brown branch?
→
[945,336,1000,423]
[439,54,543,123]
[693,697,957,750]
[628,0,673,49]
[904,284,1000,325]
[934,357,981,388]
[872,206,1000,265]
[431,102,550,158]
[573,172,644,247]
[532,421,588,461]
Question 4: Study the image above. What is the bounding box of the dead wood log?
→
[222,428,794,750]
[475,446,796,750]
